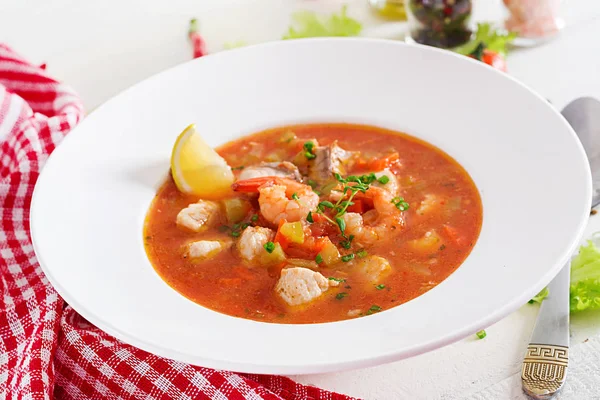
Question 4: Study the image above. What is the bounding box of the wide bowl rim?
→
[30,37,592,374]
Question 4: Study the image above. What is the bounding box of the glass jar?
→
[368,0,408,21]
[503,0,564,47]
[406,0,473,49]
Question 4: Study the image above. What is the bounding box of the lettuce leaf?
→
[282,6,362,40]
[529,287,549,304]
[454,23,516,57]
[570,238,600,312]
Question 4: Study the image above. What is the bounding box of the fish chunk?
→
[176,200,220,232]
[355,255,391,284]
[238,161,301,181]
[417,194,439,216]
[275,267,339,306]
[237,226,275,262]
[186,240,230,260]
[309,141,355,184]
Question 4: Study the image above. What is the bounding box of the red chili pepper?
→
[188,18,207,59]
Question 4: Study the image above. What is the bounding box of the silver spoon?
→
[521,97,600,399]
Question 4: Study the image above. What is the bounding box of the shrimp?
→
[232,177,318,224]
[342,186,405,246]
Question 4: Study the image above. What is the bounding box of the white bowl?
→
[31,38,591,374]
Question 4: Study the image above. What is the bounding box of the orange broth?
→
[144,123,482,323]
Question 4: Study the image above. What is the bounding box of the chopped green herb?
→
[307,179,317,189]
[232,223,241,230]
[476,330,487,339]
[319,201,334,209]
[366,305,382,315]
[219,225,230,232]
[340,235,354,249]
[264,241,275,253]
[356,249,368,258]
[232,165,245,170]
[378,175,390,184]
[303,141,316,160]
[231,231,241,238]
[336,217,346,236]
[376,284,386,290]
[251,214,259,222]
[303,141,314,152]
[328,277,346,283]
[315,254,323,264]
[391,197,410,211]
[291,193,299,200]
[306,211,314,223]
[241,223,250,229]
[334,173,345,182]
[336,292,348,300]
[341,253,355,262]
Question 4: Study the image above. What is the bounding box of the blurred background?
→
[1,0,600,111]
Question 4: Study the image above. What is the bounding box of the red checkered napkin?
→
[0,44,358,400]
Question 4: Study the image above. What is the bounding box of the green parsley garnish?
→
[376,284,385,290]
[291,193,299,200]
[307,179,317,189]
[391,196,410,211]
[336,292,348,300]
[318,201,334,210]
[335,217,346,236]
[377,175,390,184]
[315,254,323,264]
[340,235,354,249]
[328,277,346,282]
[264,241,275,253]
[341,254,355,262]
[366,305,382,315]
[231,231,241,238]
[251,214,259,222]
[476,330,487,339]
[306,211,314,223]
[356,249,368,258]
[303,141,316,160]
[232,165,245,170]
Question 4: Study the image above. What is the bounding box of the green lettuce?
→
[571,238,600,312]
[453,23,516,57]
[529,287,549,304]
[282,6,362,40]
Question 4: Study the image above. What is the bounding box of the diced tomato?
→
[482,49,507,72]
[346,199,364,213]
[218,278,243,287]
[370,152,399,171]
[232,266,254,280]
[274,219,290,250]
[443,224,467,246]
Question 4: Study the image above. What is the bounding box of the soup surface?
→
[144,123,482,323]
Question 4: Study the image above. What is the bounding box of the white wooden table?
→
[3,0,600,398]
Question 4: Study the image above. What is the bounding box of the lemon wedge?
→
[170,124,234,199]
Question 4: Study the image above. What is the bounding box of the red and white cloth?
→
[0,44,356,400]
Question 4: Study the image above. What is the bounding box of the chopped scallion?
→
[341,253,354,262]
[264,241,275,253]
[336,292,348,300]
[378,175,390,184]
